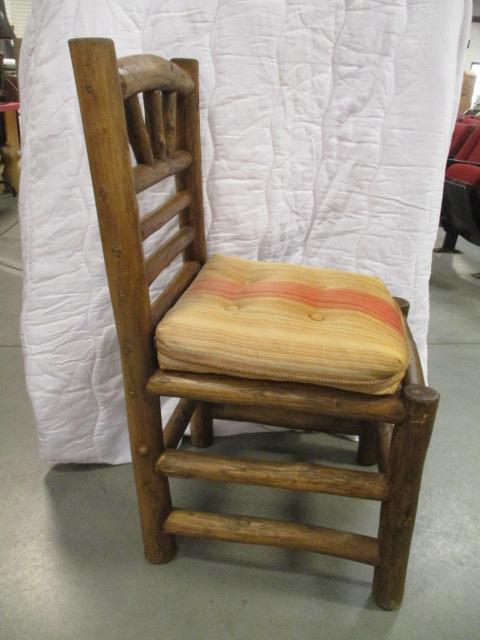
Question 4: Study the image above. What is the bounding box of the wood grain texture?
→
[376,423,393,473]
[150,260,201,327]
[118,54,194,98]
[147,370,406,423]
[164,509,381,566]
[124,94,154,165]
[357,421,378,466]
[133,150,192,193]
[163,92,177,158]
[404,323,425,387]
[157,450,390,501]
[143,89,166,160]
[373,384,439,609]
[163,398,196,449]
[173,59,208,265]
[189,402,214,448]
[145,226,195,285]
[69,37,175,564]
[140,191,192,240]
[210,403,363,435]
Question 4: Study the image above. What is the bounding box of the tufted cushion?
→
[155,255,409,395]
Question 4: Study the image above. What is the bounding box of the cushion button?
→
[225,304,239,311]
[309,312,325,321]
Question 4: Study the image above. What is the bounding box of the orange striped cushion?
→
[155,254,409,395]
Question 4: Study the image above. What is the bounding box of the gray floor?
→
[1,195,479,639]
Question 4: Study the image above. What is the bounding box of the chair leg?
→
[189,402,214,448]
[372,385,439,609]
[433,229,460,253]
[357,421,377,466]
[129,397,177,564]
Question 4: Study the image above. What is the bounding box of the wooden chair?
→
[69,37,439,610]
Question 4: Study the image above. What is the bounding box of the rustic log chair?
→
[69,37,439,610]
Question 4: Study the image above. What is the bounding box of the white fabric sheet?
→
[19,0,471,463]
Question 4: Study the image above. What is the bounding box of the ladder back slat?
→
[145,226,195,285]
[144,90,166,161]
[140,191,192,240]
[164,509,381,566]
[150,260,201,326]
[163,92,177,157]
[124,94,154,165]
[157,450,390,501]
[133,150,192,193]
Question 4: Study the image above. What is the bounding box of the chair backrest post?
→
[173,58,208,265]
[69,37,175,563]
[69,37,155,398]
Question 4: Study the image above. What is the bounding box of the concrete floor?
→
[1,194,480,639]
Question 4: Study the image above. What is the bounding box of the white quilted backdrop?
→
[19,0,471,463]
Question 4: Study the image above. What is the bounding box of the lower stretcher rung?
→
[164,509,380,566]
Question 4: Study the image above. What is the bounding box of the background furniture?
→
[0,100,19,195]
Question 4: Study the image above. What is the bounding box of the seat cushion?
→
[155,255,409,395]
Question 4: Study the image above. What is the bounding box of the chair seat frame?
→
[69,37,439,610]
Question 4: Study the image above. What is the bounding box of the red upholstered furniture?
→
[438,117,480,251]
[449,122,476,159]
[440,161,480,250]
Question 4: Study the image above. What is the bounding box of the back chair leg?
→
[357,421,377,466]
[189,402,214,448]
[373,384,439,609]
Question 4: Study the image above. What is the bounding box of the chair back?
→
[69,36,206,363]
[69,37,206,436]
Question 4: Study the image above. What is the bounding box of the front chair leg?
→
[189,402,214,448]
[373,385,439,609]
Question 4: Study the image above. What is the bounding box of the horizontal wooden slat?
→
[145,227,195,285]
[157,450,390,501]
[147,371,406,423]
[211,403,362,435]
[140,191,192,240]
[150,260,201,326]
[163,399,197,449]
[118,55,195,98]
[133,150,192,193]
[164,509,381,566]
